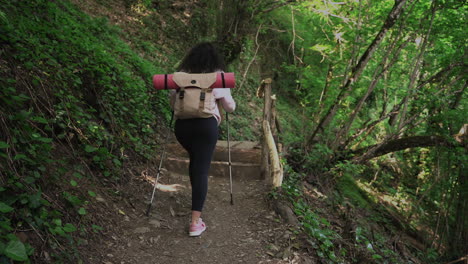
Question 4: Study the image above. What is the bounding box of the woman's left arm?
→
[214,89,236,112]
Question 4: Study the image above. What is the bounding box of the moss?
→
[336,174,373,209]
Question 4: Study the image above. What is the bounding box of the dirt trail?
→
[83,141,314,264]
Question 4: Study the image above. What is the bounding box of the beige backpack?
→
[172,72,218,119]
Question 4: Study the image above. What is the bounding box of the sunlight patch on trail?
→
[155,183,185,192]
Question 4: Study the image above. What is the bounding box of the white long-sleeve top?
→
[169,88,236,125]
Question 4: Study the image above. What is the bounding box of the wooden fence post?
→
[259,78,283,188]
[260,78,273,180]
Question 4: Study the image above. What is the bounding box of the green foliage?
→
[4,240,29,261]
[288,143,333,174]
[333,162,373,209]
[353,225,401,263]
[220,93,262,141]
[294,199,341,263]
[0,10,6,24]
[0,0,465,262]
[0,0,175,261]
[275,98,312,147]
[279,166,343,263]
[263,0,466,261]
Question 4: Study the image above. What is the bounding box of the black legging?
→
[174,117,218,212]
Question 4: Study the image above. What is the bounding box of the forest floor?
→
[79,142,316,264]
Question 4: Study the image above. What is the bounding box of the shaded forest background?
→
[0,0,466,263]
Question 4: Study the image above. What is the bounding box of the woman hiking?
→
[170,42,236,236]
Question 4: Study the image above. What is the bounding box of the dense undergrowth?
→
[281,146,466,264]
[1,0,466,263]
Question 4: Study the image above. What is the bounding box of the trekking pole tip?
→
[145,204,152,217]
[230,194,234,205]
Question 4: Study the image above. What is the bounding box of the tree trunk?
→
[451,79,467,109]
[334,39,409,149]
[340,0,365,87]
[308,0,408,147]
[318,64,333,108]
[397,1,436,130]
[215,0,251,64]
[334,0,420,148]
[451,165,468,257]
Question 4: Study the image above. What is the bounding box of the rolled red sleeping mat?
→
[153,72,235,90]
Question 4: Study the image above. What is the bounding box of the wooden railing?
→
[257,78,283,188]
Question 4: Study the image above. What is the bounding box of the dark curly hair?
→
[177,42,226,73]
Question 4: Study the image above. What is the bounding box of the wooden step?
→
[164,157,262,180]
[166,141,261,164]
[162,140,261,180]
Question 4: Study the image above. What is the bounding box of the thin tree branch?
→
[238,24,263,91]
[260,0,297,14]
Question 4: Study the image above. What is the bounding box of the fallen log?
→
[353,135,459,162]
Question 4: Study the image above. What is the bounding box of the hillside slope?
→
[0,0,268,262]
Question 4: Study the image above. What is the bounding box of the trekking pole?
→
[146,112,174,217]
[226,112,234,205]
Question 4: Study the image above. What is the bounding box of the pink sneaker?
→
[189,218,207,237]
